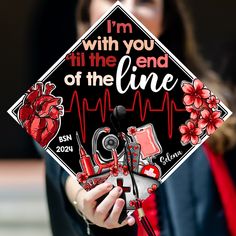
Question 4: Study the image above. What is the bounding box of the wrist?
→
[72,187,84,212]
[65,176,87,216]
[73,187,94,235]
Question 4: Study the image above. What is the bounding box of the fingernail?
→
[127,216,135,226]
[117,198,125,207]
[117,186,123,194]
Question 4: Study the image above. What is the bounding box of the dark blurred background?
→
[1,0,235,159]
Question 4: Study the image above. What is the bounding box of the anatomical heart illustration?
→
[18,82,64,148]
[8,2,231,214]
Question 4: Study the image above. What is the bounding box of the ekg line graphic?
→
[65,89,186,142]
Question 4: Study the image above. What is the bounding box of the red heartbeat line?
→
[65,89,186,142]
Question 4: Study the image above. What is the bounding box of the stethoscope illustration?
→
[91,127,123,174]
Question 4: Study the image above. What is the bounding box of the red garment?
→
[203,143,236,236]
[134,193,160,236]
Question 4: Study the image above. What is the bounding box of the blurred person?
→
[37,0,236,236]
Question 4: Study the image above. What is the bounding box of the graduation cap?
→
[8,2,232,235]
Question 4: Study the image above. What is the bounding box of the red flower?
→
[76,172,88,183]
[110,166,119,176]
[207,95,220,109]
[129,200,136,207]
[182,79,210,108]
[147,184,158,194]
[185,106,201,120]
[179,120,202,145]
[127,126,137,136]
[198,109,224,135]
[122,165,129,176]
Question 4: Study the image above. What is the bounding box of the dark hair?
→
[76,0,236,154]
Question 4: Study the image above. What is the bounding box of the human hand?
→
[66,177,135,229]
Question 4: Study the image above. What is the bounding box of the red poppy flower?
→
[179,120,202,145]
[182,79,210,108]
[207,95,220,109]
[198,109,224,135]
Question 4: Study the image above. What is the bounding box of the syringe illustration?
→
[76,131,95,176]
